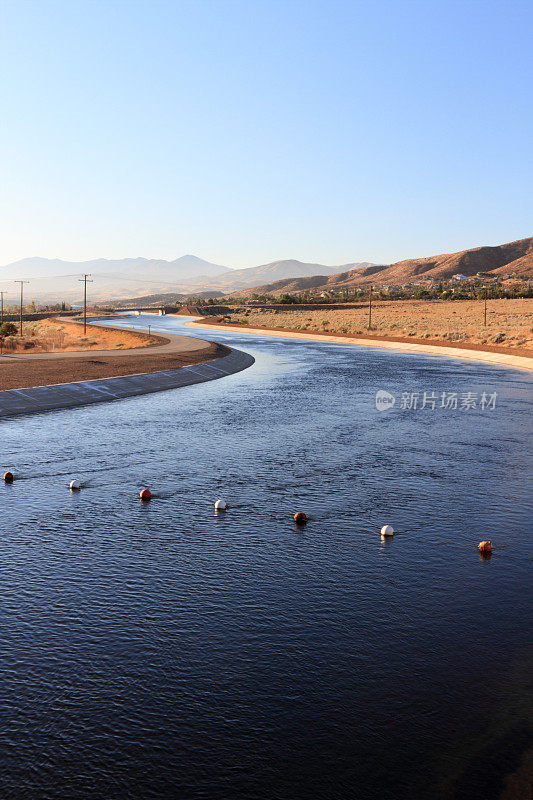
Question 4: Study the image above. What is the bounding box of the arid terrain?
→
[230,235,533,297]
[0,340,227,390]
[0,317,228,390]
[0,317,156,354]
[216,298,533,353]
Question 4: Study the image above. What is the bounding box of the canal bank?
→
[0,322,255,416]
[187,318,533,373]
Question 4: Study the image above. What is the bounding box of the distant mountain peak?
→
[229,237,533,297]
[0,252,379,303]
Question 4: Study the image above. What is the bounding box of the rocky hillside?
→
[230,236,533,297]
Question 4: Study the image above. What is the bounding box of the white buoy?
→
[69,480,82,491]
[381,525,394,537]
[214,499,227,511]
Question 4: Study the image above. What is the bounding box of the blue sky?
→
[0,0,531,268]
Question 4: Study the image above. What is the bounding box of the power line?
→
[78,274,93,334]
[14,281,30,336]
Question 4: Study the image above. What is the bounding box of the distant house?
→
[451,274,469,282]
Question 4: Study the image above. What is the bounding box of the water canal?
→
[2,314,532,799]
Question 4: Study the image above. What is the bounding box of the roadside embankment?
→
[0,346,255,417]
[0,320,227,390]
[0,316,160,356]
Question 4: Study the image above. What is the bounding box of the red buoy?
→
[3,471,14,484]
[139,488,151,501]
[478,540,492,553]
[294,512,307,524]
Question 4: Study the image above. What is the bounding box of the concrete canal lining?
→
[0,347,255,418]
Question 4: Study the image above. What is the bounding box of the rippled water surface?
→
[2,315,532,800]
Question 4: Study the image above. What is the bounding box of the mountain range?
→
[0,255,371,303]
[0,237,530,304]
[230,236,533,298]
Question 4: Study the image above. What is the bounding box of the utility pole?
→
[14,281,30,336]
[78,274,93,334]
[0,291,6,326]
[368,284,373,330]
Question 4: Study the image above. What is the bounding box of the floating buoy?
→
[214,499,227,511]
[69,480,81,491]
[381,525,394,537]
[3,471,14,484]
[294,512,307,524]
[139,488,151,501]
[478,540,492,553]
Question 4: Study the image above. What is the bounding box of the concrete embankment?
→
[188,319,533,373]
[0,346,254,417]
[0,319,227,390]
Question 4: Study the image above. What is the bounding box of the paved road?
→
[0,346,254,418]
[0,318,211,362]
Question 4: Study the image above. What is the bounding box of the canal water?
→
[1,315,532,800]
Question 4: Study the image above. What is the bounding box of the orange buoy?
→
[294,512,307,524]
[478,540,492,553]
[139,488,152,501]
[3,471,14,483]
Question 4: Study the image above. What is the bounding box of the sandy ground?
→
[1,317,155,354]
[223,299,533,351]
[0,342,227,390]
[0,316,232,390]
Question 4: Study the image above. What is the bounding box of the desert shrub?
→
[0,322,18,336]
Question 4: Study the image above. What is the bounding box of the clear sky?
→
[0,0,531,268]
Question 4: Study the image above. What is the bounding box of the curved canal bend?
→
[2,314,532,800]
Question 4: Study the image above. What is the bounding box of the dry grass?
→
[1,318,154,354]
[226,299,533,349]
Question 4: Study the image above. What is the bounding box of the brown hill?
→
[231,275,331,298]
[230,236,533,297]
